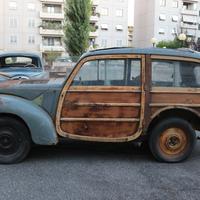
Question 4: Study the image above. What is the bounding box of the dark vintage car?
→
[0,52,47,81]
[0,47,199,164]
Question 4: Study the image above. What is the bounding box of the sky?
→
[128,0,134,26]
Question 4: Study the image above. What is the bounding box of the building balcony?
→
[181,23,197,30]
[90,15,99,22]
[186,29,196,36]
[181,9,198,16]
[40,44,65,52]
[40,0,64,3]
[40,12,64,20]
[39,27,64,36]
[89,31,99,38]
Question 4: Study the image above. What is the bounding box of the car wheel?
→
[149,118,196,163]
[0,117,31,164]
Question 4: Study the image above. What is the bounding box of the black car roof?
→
[82,47,200,60]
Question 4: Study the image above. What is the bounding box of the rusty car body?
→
[0,47,199,164]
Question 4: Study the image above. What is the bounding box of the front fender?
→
[0,95,58,145]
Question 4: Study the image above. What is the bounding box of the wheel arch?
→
[147,107,200,135]
[0,95,58,145]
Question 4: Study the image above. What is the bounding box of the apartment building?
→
[90,0,129,48]
[39,0,65,55]
[134,0,200,47]
[0,0,65,56]
[0,0,129,55]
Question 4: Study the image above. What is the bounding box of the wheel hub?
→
[166,135,181,150]
[0,130,19,155]
[159,128,187,155]
[0,135,13,148]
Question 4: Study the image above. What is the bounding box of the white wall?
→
[133,0,155,47]
[96,0,129,48]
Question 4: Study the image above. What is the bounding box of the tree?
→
[45,52,60,66]
[64,0,92,60]
[157,37,184,49]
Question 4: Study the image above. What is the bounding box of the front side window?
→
[72,59,141,86]
[152,60,200,88]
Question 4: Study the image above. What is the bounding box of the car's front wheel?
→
[0,117,31,164]
[149,118,196,163]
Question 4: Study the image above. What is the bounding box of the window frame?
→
[151,56,200,89]
[71,58,142,87]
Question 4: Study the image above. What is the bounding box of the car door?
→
[56,54,145,142]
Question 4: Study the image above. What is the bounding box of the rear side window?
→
[72,59,141,86]
[152,60,200,88]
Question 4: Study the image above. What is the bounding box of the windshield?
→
[0,56,39,68]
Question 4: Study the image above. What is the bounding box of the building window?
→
[116,9,123,17]
[10,35,17,44]
[101,24,108,30]
[28,19,35,28]
[28,36,35,44]
[101,8,108,16]
[43,37,62,46]
[27,3,35,10]
[159,14,166,21]
[116,25,123,31]
[9,17,17,28]
[159,28,165,34]
[171,28,176,35]
[198,24,200,30]
[160,0,166,7]
[101,39,107,48]
[172,0,178,8]
[183,2,197,11]
[9,1,17,9]
[172,15,178,22]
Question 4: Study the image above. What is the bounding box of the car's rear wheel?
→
[149,118,196,163]
[0,117,31,164]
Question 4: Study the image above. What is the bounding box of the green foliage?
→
[64,0,92,60]
[41,21,62,30]
[157,38,184,49]
[45,52,60,65]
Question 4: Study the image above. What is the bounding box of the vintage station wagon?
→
[0,47,199,164]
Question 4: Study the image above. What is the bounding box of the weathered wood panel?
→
[61,105,140,118]
[61,121,139,138]
[64,92,141,104]
[151,93,200,104]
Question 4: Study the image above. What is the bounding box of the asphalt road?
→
[0,141,200,200]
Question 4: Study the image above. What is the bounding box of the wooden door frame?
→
[55,54,146,142]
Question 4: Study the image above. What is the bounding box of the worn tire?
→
[0,117,31,164]
[149,118,196,163]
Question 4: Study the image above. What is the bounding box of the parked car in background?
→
[50,56,76,78]
[0,52,47,80]
[0,47,199,164]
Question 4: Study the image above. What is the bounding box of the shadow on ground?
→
[28,141,153,162]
